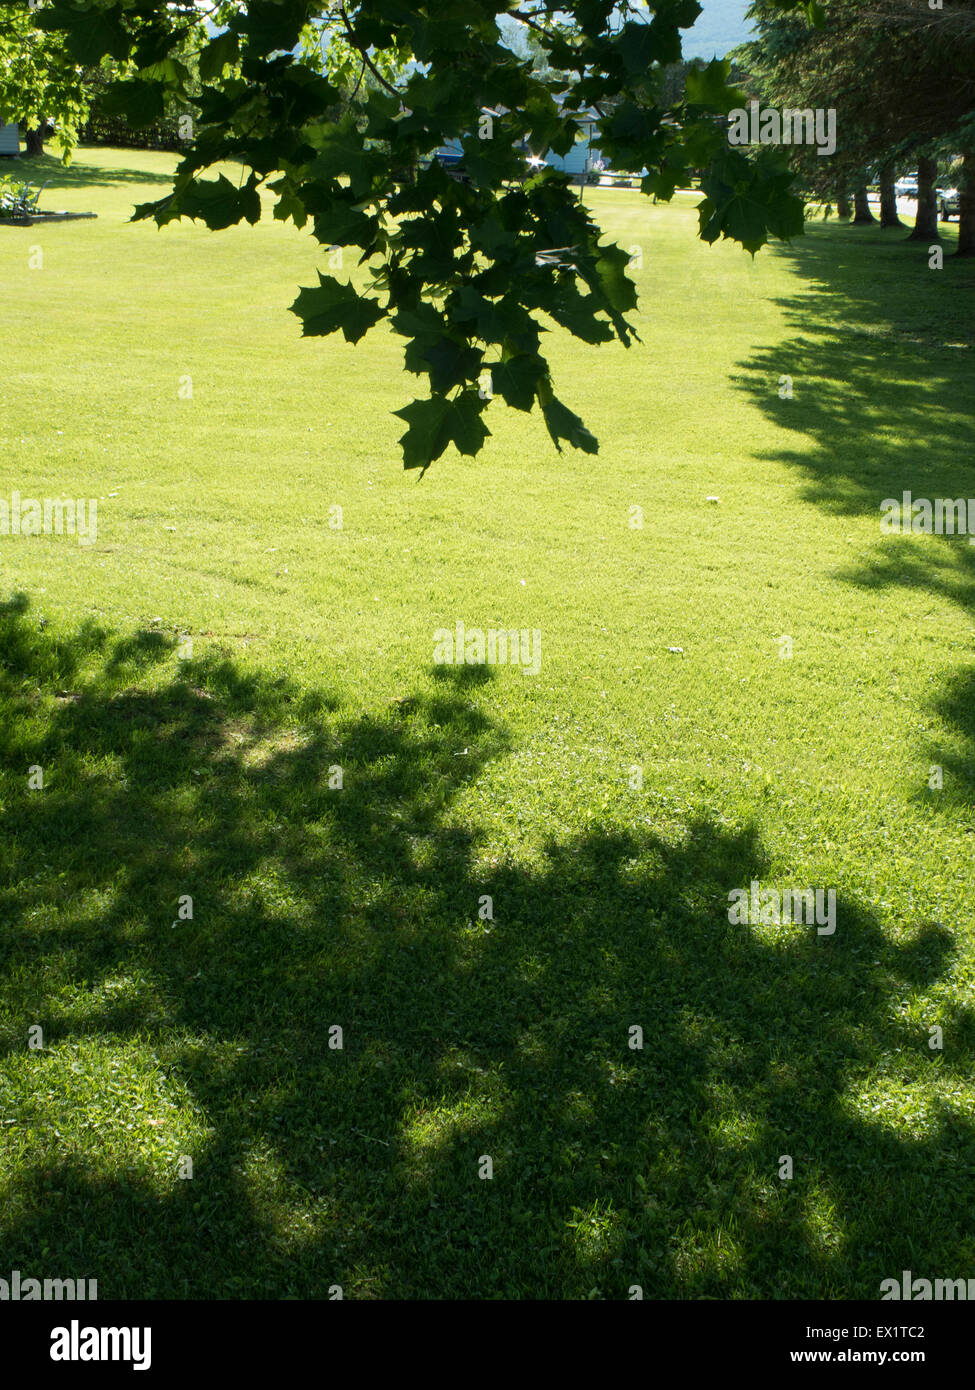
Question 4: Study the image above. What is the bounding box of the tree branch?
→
[508,10,554,35]
[338,6,404,99]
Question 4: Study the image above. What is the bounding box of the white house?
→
[438,107,602,181]
[533,111,601,178]
[0,122,19,156]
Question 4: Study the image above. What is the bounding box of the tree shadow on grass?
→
[733,220,975,811]
[10,152,177,191]
[0,594,972,1298]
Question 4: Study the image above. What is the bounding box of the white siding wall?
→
[545,138,599,177]
[438,129,599,178]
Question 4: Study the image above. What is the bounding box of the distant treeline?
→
[77,113,185,153]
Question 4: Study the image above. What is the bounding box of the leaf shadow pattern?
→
[0,595,972,1298]
[732,222,975,812]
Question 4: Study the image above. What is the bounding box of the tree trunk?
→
[24,126,45,156]
[836,190,851,219]
[956,150,975,257]
[852,184,876,223]
[879,165,903,228]
[908,155,938,241]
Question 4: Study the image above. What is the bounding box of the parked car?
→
[894,176,918,199]
[938,187,960,220]
[433,149,471,184]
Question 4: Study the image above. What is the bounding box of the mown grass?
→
[0,147,973,1298]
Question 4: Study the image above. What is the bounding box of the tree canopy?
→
[0,2,92,157]
[735,0,975,237]
[2,0,817,469]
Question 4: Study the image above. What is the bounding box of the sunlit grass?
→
[0,146,973,1297]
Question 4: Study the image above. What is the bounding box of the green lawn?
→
[1,146,974,1299]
